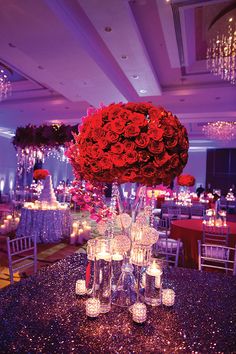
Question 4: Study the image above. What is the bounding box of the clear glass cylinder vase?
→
[94,238,112,313]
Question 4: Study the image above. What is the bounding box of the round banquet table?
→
[170,219,236,268]
[16,207,71,243]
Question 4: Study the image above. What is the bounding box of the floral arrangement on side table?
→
[177,174,195,187]
[33,169,49,180]
[66,102,189,186]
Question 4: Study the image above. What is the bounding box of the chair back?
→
[190,205,205,219]
[198,240,236,275]
[167,207,181,220]
[156,217,170,239]
[203,224,229,246]
[154,239,180,267]
[7,235,37,284]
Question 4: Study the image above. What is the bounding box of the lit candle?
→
[72,222,78,234]
[162,289,175,307]
[147,260,162,277]
[112,253,123,261]
[86,298,100,318]
[70,233,76,245]
[75,279,87,295]
[0,224,6,232]
[132,302,147,324]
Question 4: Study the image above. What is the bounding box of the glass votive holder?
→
[130,243,151,267]
[145,259,162,306]
[87,239,96,261]
[132,302,147,324]
[162,289,175,307]
[75,279,87,295]
[86,298,100,318]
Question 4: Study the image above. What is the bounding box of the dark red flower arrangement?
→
[66,102,189,186]
[33,169,49,180]
[13,124,78,149]
[177,174,195,187]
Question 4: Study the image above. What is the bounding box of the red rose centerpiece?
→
[66,102,189,186]
[177,174,195,187]
[33,169,49,180]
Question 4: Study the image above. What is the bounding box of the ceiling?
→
[0,0,235,150]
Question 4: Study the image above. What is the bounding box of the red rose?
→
[110,119,126,134]
[138,150,150,162]
[148,140,165,154]
[153,152,171,167]
[124,124,140,138]
[180,152,188,164]
[169,154,179,169]
[135,133,150,148]
[106,130,119,143]
[132,113,148,127]
[123,140,135,151]
[111,142,124,154]
[97,138,108,149]
[108,105,122,120]
[98,154,113,170]
[92,127,106,141]
[112,154,126,167]
[90,144,103,159]
[124,150,138,164]
[148,126,164,141]
[166,138,178,149]
[141,164,156,178]
[121,168,138,182]
[163,126,175,138]
[90,162,101,173]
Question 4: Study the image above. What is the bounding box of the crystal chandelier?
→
[0,63,12,101]
[202,121,236,141]
[206,6,236,85]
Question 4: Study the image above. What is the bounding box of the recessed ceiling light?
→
[132,75,139,79]
[8,43,16,48]
[121,55,128,60]
[140,89,147,94]
[104,26,112,32]
[229,17,233,22]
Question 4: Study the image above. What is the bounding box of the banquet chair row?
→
[198,241,236,275]
[7,235,37,284]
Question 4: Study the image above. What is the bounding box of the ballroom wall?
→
[0,136,17,194]
[0,135,207,194]
[174,149,207,191]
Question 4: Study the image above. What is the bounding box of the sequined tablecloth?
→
[0,254,236,353]
[16,207,71,243]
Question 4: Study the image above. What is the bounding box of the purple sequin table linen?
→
[0,254,235,353]
[16,207,71,243]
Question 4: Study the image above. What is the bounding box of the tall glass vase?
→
[94,238,112,313]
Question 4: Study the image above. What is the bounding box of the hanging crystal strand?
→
[133,185,147,222]
[150,187,156,227]
[107,179,121,238]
